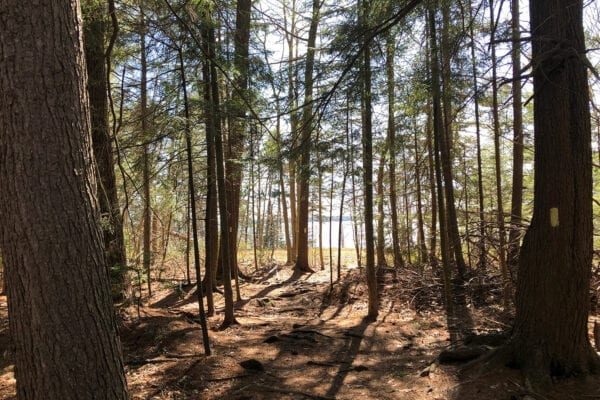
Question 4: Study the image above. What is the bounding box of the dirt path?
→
[121,266,459,400]
[1,265,600,399]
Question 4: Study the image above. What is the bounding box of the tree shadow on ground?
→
[150,284,196,309]
[445,279,475,344]
[120,314,201,360]
[233,267,313,310]
[322,317,374,398]
[195,315,378,400]
[317,270,362,321]
[118,264,512,400]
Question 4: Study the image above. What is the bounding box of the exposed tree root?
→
[218,318,240,330]
[460,341,600,390]
[439,345,490,364]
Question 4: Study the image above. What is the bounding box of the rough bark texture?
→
[82,0,127,299]
[284,0,299,262]
[201,23,218,316]
[318,165,325,269]
[439,0,467,277]
[428,4,453,319]
[506,0,599,379]
[205,19,236,326]
[289,161,298,262]
[277,120,293,264]
[489,0,510,305]
[180,49,211,354]
[294,0,319,273]
[140,7,152,298]
[425,102,437,264]
[385,34,405,269]
[361,0,378,320]
[0,1,129,398]
[414,130,428,264]
[376,152,388,268]
[224,0,252,279]
[467,0,486,271]
[507,0,524,275]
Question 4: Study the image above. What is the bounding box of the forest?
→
[1,0,600,398]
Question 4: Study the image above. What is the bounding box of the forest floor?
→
[1,262,600,399]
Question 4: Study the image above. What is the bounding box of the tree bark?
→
[489,0,510,306]
[318,162,325,269]
[385,34,405,269]
[277,116,293,264]
[285,0,299,261]
[224,0,252,284]
[401,143,413,263]
[360,0,378,320]
[205,20,237,327]
[82,0,127,300]
[250,129,259,270]
[429,4,453,317]
[202,22,219,317]
[439,0,466,278]
[414,128,428,264]
[179,49,211,355]
[0,1,129,397]
[337,158,348,281]
[376,151,388,268]
[467,0,486,271]
[502,0,600,379]
[426,99,438,264]
[349,101,362,269]
[294,0,320,273]
[140,5,152,298]
[507,0,524,275]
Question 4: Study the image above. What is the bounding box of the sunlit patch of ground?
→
[1,258,600,399]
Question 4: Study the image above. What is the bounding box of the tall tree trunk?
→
[329,164,335,274]
[277,115,293,264]
[318,162,325,269]
[0,0,129,397]
[140,6,152,298]
[360,0,378,320]
[151,212,161,262]
[401,143,413,263]
[461,145,472,267]
[498,0,600,380]
[337,158,348,281]
[186,192,191,285]
[289,161,298,260]
[414,128,428,264]
[202,22,219,317]
[468,0,486,271]
[376,151,388,268]
[340,101,353,278]
[426,99,438,264]
[179,49,211,355]
[251,128,259,270]
[507,0,524,275]
[429,4,453,316]
[207,21,237,327]
[256,161,264,251]
[82,0,127,300]
[440,0,466,278]
[351,138,362,269]
[294,0,320,273]
[224,0,252,285]
[285,0,299,261]
[489,0,510,306]
[385,34,405,269]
